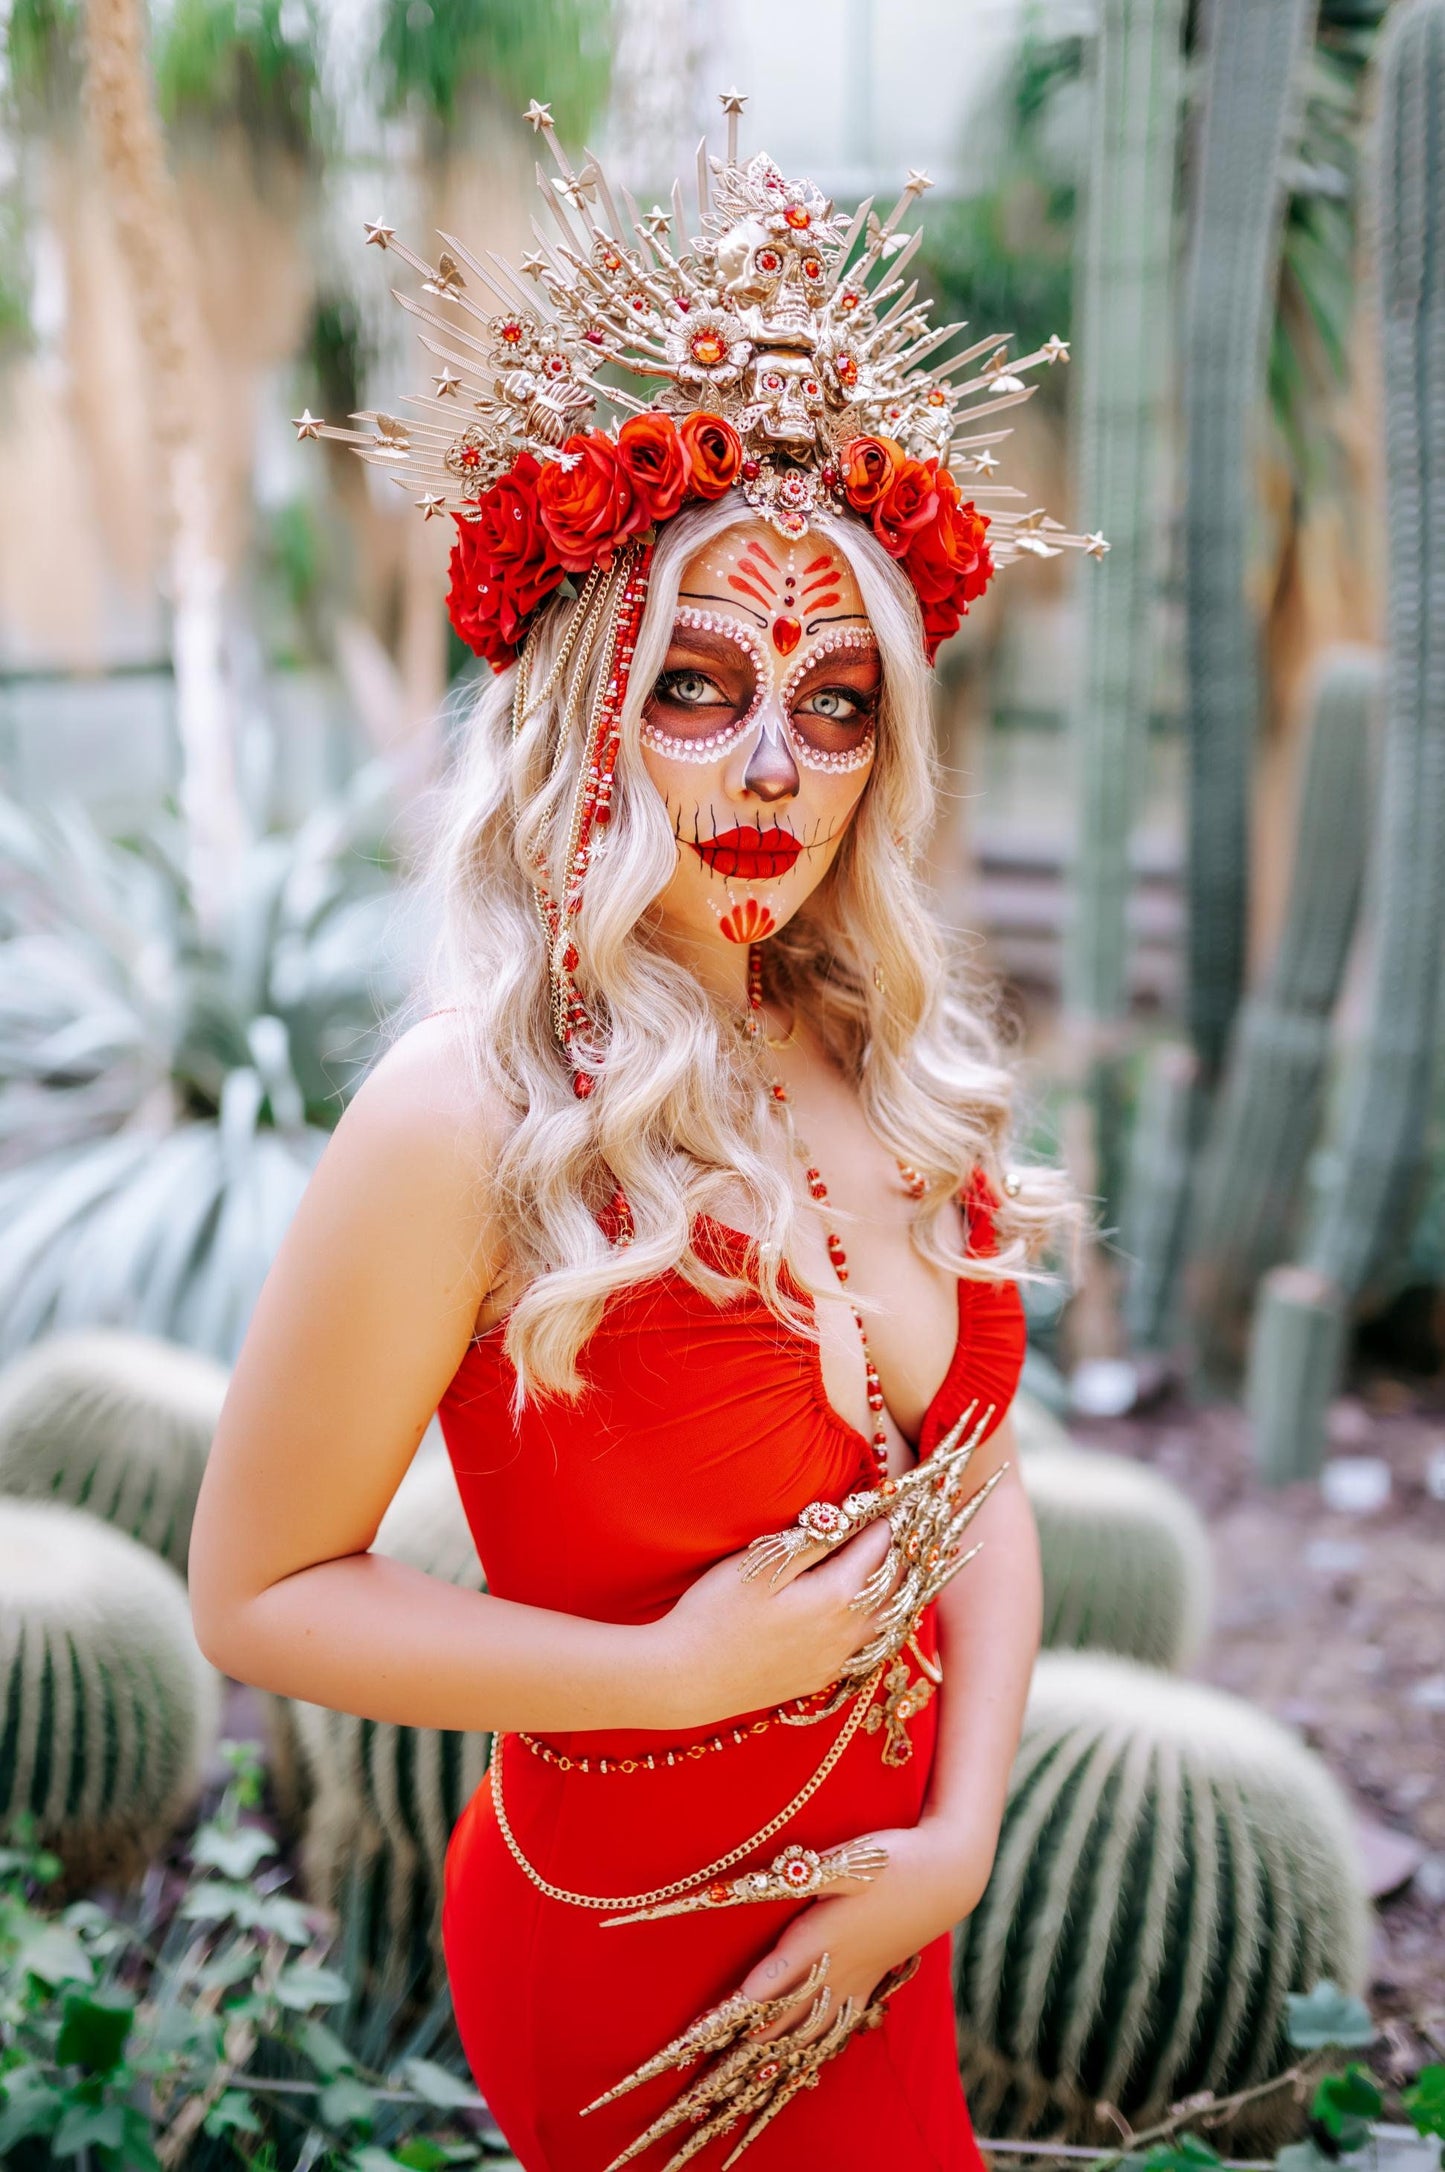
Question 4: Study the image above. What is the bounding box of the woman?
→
[191,102,1094,2172]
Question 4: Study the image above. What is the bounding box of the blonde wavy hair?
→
[421,496,1066,1401]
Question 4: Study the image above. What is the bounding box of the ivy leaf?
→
[391,2143,476,2171]
[318,2074,377,2131]
[274,1962,351,2011]
[196,1940,260,1992]
[0,2067,63,2151]
[1312,2063,1382,2150]
[250,1892,316,1944]
[190,1825,278,1880]
[53,2097,126,2155]
[297,2015,358,2077]
[349,2151,416,2172]
[202,2089,264,2138]
[55,1985,135,2075]
[398,2056,478,2110]
[1138,2139,1225,2171]
[114,2101,164,2172]
[15,1918,94,1987]
[1404,2068,1445,2141]
[1286,1983,1376,2051]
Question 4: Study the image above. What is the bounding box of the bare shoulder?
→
[340,1012,507,1167]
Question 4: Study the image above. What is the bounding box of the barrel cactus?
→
[1188,649,1378,1378]
[0,1330,226,1575]
[1022,1447,1212,1667]
[293,1451,488,2006]
[955,1651,1370,2145]
[0,1496,219,1894]
[1010,1389,1076,1458]
[1182,0,1319,1087]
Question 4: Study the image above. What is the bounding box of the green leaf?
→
[274,1962,351,2011]
[16,1918,95,1987]
[202,2089,264,2138]
[56,1985,135,2075]
[112,2101,164,2172]
[318,2074,377,2131]
[190,1825,278,1879]
[398,2056,477,2111]
[1286,1982,1376,2051]
[1138,2139,1225,2172]
[1404,2068,1445,2141]
[0,2067,63,2151]
[296,2016,357,2077]
[196,1941,259,1993]
[393,2145,480,2170]
[250,1892,316,1943]
[53,2097,126,2155]
[349,2151,415,2172]
[1312,2063,1382,2150]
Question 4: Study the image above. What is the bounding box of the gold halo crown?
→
[297,89,1108,566]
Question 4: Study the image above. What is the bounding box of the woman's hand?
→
[739,1817,992,2030]
[649,1521,896,1730]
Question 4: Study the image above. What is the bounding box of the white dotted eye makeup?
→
[641,611,879,772]
[639,608,765,763]
[780,627,880,772]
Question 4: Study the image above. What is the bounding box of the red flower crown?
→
[446,410,993,675]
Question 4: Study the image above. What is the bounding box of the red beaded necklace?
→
[745,941,926,1487]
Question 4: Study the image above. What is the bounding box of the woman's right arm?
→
[188,1015,887,1738]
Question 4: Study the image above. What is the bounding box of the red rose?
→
[473,452,565,620]
[616,412,689,524]
[904,475,993,604]
[840,434,906,512]
[679,411,743,499]
[447,519,525,670]
[918,591,963,666]
[872,456,941,558]
[536,430,642,571]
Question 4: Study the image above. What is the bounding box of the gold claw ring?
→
[601,1838,889,1926]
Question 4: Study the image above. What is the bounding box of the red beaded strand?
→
[748,942,909,1489]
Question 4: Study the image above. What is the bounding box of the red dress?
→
[438,1202,1026,2171]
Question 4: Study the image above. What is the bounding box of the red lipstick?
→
[692,827,802,880]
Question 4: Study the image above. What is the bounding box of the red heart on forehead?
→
[771,616,802,655]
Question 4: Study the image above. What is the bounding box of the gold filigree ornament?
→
[296,88,1105,561]
[581,1951,922,2170]
[601,1837,890,1926]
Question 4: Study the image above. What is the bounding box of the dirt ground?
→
[1071,1383,1445,2077]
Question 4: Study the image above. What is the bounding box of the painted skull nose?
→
[743,719,801,802]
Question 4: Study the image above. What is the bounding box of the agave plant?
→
[0,765,409,1363]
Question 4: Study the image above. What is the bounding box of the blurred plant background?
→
[2,0,1445,2166]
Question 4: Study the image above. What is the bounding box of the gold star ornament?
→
[1042,333,1071,365]
[291,409,323,440]
[523,100,554,132]
[363,219,394,249]
[1084,532,1111,558]
[718,88,748,116]
[415,493,447,520]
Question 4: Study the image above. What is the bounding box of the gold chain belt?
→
[488,1661,885,1913]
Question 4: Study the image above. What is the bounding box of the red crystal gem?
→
[572,1071,595,1099]
[771,616,802,656]
[741,458,761,480]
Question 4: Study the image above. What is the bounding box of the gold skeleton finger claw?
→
[601,1837,889,1925]
[586,1952,923,2171]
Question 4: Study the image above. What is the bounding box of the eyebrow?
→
[659,622,759,668]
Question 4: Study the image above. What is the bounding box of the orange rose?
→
[679,411,743,499]
[872,456,941,558]
[617,411,690,524]
[840,434,906,512]
[536,430,642,571]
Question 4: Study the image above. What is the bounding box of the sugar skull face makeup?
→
[641,521,879,949]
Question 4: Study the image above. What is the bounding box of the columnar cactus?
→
[0,1497,219,1893]
[1022,1447,1212,1668]
[293,1451,488,2005]
[1121,1040,1198,1351]
[0,1330,226,1575]
[1188,648,1379,1376]
[1302,0,1445,1302]
[1064,0,1184,1041]
[955,1652,1369,2144]
[1182,0,1319,1085]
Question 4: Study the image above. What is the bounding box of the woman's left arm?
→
[740,1415,1042,2012]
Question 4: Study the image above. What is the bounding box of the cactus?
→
[0,1496,219,1893]
[293,1452,488,2007]
[0,1330,226,1576]
[1022,1446,1212,1668]
[1246,1265,1347,1483]
[1064,0,1184,1044]
[1182,0,1318,1086]
[955,1650,1369,2145]
[1301,0,1445,1302]
[1188,648,1379,1376]
[1121,1040,1198,1351]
